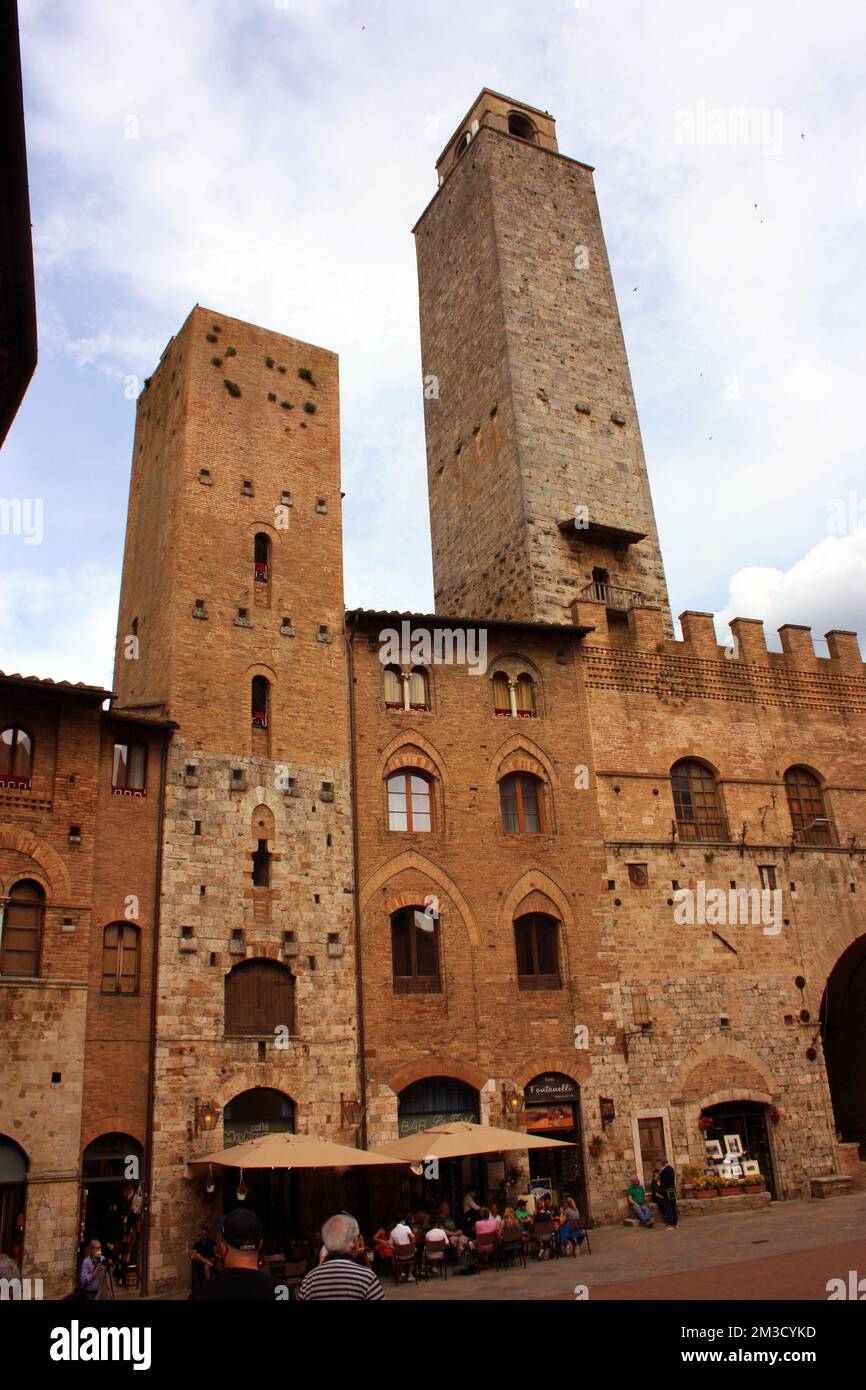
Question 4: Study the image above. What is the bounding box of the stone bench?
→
[677,1192,772,1217]
[809,1175,853,1199]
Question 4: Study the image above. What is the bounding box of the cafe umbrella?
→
[188,1131,409,1171]
[373,1119,575,1163]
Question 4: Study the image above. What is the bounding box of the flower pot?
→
[744,1184,766,1195]
[720,1185,741,1196]
[692,1188,718,1199]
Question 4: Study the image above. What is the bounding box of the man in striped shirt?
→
[297,1214,385,1301]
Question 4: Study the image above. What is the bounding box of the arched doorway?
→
[81,1133,144,1286]
[0,1136,27,1265]
[221,1088,296,1252]
[397,1077,481,1220]
[700,1101,777,1198]
[524,1073,587,1216]
[821,935,866,1146]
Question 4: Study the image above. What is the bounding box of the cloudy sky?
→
[2,0,865,687]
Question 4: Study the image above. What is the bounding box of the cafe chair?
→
[392,1240,417,1285]
[474,1229,499,1271]
[422,1235,449,1281]
[500,1231,527,1269]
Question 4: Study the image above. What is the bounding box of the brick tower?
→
[414,90,671,631]
[113,306,359,1292]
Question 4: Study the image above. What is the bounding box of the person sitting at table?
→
[488,1202,503,1234]
[437,1201,457,1233]
[559,1195,586,1251]
[191,1224,217,1283]
[424,1217,453,1262]
[515,1197,533,1229]
[372,1220,394,1269]
[473,1207,498,1241]
[389,1214,416,1283]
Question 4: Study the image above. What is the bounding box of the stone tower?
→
[113,306,359,1291]
[414,89,671,631]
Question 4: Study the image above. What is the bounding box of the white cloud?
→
[0,567,118,689]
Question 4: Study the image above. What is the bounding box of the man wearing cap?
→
[188,1209,278,1300]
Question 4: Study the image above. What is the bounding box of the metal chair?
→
[533,1216,558,1260]
[500,1229,527,1269]
[392,1240,417,1285]
[422,1236,449,1281]
[474,1229,499,1271]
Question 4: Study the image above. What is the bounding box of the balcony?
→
[580,581,646,611]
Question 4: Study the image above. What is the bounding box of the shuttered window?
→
[225,958,295,1035]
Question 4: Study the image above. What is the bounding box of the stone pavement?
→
[386,1193,866,1301]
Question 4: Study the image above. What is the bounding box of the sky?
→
[1,0,865,688]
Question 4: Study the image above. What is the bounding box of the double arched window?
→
[101,923,140,994]
[671,759,727,841]
[491,672,537,718]
[382,666,430,712]
[387,770,433,832]
[785,767,833,845]
[500,772,545,833]
[0,726,32,787]
[391,906,441,993]
[0,880,44,976]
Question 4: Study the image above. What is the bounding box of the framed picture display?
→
[723,1134,744,1157]
[741,1159,761,1177]
[704,1139,724,1160]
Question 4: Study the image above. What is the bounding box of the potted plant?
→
[588,1134,604,1157]
[768,1107,781,1125]
[698,1115,713,1133]
[742,1172,767,1195]
[692,1174,720,1199]
[719,1176,744,1196]
[681,1164,701,1194]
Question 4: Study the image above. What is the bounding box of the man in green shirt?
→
[627,1176,654,1226]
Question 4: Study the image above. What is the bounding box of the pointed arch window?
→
[0,880,44,976]
[0,726,32,788]
[391,906,441,993]
[500,772,544,833]
[671,759,727,841]
[785,767,833,845]
[387,770,433,832]
[514,913,561,990]
[251,676,270,729]
[101,923,141,994]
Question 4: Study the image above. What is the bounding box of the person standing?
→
[659,1161,678,1230]
[78,1240,109,1300]
[297,1214,385,1300]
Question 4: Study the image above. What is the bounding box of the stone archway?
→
[821,934,866,1144]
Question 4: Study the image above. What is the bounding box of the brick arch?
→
[681,1057,771,1104]
[512,1053,592,1088]
[382,747,441,782]
[360,851,480,946]
[81,1118,145,1153]
[376,729,450,788]
[491,733,559,787]
[384,889,447,917]
[244,661,278,682]
[246,519,280,541]
[668,753,723,781]
[0,827,71,900]
[782,760,829,786]
[384,1055,490,1097]
[497,869,575,940]
[673,1036,777,1099]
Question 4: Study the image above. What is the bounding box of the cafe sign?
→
[524,1074,579,1104]
[398,1110,476,1139]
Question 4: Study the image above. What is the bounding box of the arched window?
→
[387,770,433,832]
[225,958,295,1036]
[500,772,544,833]
[492,672,511,716]
[516,674,536,717]
[408,667,430,712]
[391,906,441,993]
[112,741,147,794]
[254,532,270,583]
[0,880,44,976]
[101,923,140,994]
[785,767,833,845]
[507,111,537,142]
[384,664,403,710]
[252,840,271,887]
[251,676,269,729]
[514,913,561,990]
[0,726,32,787]
[455,130,472,159]
[671,759,727,841]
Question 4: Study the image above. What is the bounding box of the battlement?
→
[572,598,865,679]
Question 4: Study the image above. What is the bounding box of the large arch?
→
[376,728,451,789]
[0,827,71,900]
[821,934,866,1143]
[491,732,560,787]
[673,1036,778,1099]
[360,850,481,947]
[385,1055,489,1096]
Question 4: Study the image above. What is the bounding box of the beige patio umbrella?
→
[373,1120,574,1163]
[189,1131,408,1170]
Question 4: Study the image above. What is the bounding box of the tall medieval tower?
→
[414,90,671,631]
[113,307,359,1291]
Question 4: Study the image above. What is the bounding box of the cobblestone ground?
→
[386,1194,866,1302]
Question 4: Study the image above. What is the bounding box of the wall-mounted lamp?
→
[340,1095,365,1128]
[193,1097,221,1137]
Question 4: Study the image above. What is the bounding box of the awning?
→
[189,1132,407,1170]
[373,1120,574,1163]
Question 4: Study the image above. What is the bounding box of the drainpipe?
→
[140,725,171,1294]
[344,615,367,1152]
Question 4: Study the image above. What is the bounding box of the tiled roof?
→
[0,670,114,698]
